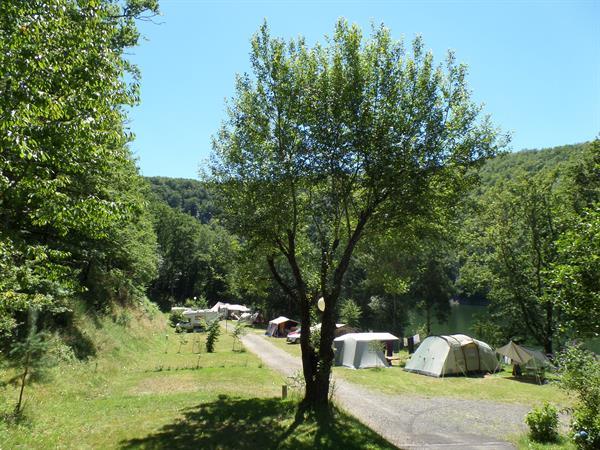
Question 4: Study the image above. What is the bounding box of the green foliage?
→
[148,200,240,310]
[470,318,505,348]
[209,19,503,405]
[0,0,159,342]
[146,177,220,223]
[184,296,209,310]
[458,171,562,353]
[458,139,599,351]
[231,320,247,351]
[205,320,221,353]
[168,311,185,328]
[525,403,560,443]
[3,310,55,415]
[550,140,600,337]
[339,299,362,328]
[557,345,600,449]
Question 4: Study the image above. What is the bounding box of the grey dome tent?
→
[334,332,399,369]
[404,334,498,377]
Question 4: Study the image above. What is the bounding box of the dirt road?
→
[243,333,526,450]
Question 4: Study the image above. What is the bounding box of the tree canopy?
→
[0,0,159,341]
[209,20,504,408]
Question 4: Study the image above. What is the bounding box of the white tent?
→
[404,334,498,377]
[266,316,299,337]
[334,332,399,369]
[210,302,251,319]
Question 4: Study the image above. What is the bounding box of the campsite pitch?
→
[244,333,571,450]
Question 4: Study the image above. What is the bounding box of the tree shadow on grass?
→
[120,395,395,449]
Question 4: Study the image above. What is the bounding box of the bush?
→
[205,320,221,353]
[184,295,208,309]
[557,345,600,449]
[571,405,600,449]
[339,298,362,328]
[525,403,559,443]
[168,311,184,328]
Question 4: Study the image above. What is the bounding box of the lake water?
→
[405,304,600,353]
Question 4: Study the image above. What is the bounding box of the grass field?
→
[0,311,394,449]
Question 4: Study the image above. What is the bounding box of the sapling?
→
[231,321,247,351]
[5,310,54,416]
[177,334,188,353]
[205,320,221,353]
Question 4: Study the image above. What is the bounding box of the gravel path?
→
[243,333,527,450]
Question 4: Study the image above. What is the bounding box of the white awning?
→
[334,332,398,342]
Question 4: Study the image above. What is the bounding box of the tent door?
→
[463,343,480,372]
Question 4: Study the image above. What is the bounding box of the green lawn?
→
[334,364,571,407]
[0,313,394,449]
[264,334,303,357]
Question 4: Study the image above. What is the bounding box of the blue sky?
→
[128,0,600,179]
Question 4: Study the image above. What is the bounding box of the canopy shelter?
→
[266,316,299,337]
[404,334,499,377]
[496,341,552,377]
[334,332,399,369]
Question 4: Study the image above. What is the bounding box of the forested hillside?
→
[145,140,597,349]
[146,177,219,223]
[478,142,588,188]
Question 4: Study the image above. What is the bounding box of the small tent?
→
[404,334,498,377]
[496,341,552,371]
[334,332,399,369]
[266,316,299,337]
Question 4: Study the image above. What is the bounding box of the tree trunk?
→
[544,302,553,355]
[16,352,30,414]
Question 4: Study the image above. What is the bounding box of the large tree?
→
[0,0,159,339]
[460,171,562,354]
[210,21,503,409]
[551,140,599,338]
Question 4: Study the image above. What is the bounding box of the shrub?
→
[205,320,221,353]
[525,403,559,443]
[557,345,600,449]
[184,295,208,309]
[168,311,184,328]
[339,298,362,328]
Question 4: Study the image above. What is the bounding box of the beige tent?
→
[334,332,399,369]
[266,316,299,337]
[496,341,552,370]
[404,334,498,377]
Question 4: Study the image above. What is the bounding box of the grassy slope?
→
[0,311,394,449]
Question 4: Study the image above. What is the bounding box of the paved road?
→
[243,333,526,450]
